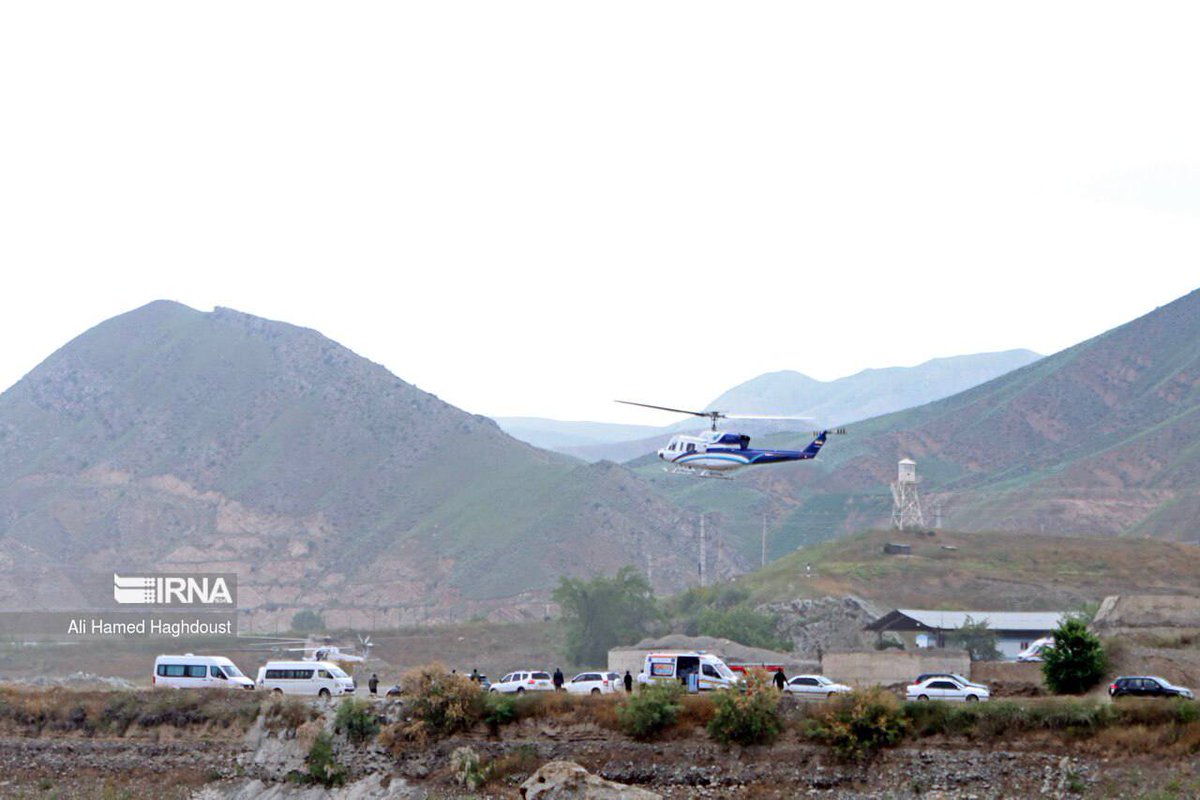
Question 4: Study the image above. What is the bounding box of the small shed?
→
[883,542,912,556]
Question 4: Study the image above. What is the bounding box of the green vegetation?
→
[667,584,789,651]
[804,687,907,761]
[1043,617,1108,694]
[291,610,326,633]
[707,671,783,746]
[553,567,661,665]
[948,616,1000,661]
[735,528,1200,611]
[334,698,380,744]
[303,733,347,788]
[616,681,684,741]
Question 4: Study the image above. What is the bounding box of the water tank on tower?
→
[890,458,925,531]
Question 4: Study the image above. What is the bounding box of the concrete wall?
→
[822,649,970,687]
[609,648,650,677]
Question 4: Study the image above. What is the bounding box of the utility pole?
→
[761,513,767,569]
[699,514,707,588]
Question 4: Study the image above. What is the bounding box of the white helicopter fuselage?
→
[657,430,830,475]
[658,432,753,472]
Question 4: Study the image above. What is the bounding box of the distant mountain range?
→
[0,302,713,628]
[643,288,1200,560]
[497,350,1042,463]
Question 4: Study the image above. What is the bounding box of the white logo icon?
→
[113,574,233,605]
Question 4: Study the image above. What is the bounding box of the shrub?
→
[334,698,380,745]
[291,610,325,633]
[482,692,518,734]
[264,696,318,737]
[707,671,783,746]
[1042,618,1107,694]
[806,687,907,761]
[305,733,347,788]
[617,681,683,741]
[396,664,485,743]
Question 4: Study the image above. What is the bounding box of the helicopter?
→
[616,400,845,478]
[239,634,373,666]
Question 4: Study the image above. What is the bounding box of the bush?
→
[304,733,347,788]
[806,687,907,761]
[482,692,518,734]
[290,610,325,633]
[264,696,319,737]
[334,698,380,745]
[707,671,783,746]
[1043,618,1107,694]
[617,681,684,741]
[396,664,486,743]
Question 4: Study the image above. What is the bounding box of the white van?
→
[256,660,355,697]
[637,652,739,691]
[153,654,255,690]
[1017,636,1055,662]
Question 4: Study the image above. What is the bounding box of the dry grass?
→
[0,687,262,737]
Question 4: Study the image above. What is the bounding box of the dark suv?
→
[1109,676,1194,700]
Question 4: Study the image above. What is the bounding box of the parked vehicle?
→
[256,660,355,697]
[637,652,739,691]
[490,670,554,694]
[1017,637,1054,662]
[784,674,852,699]
[915,672,988,690]
[1109,676,1194,700]
[907,676,990,702]
[153,654,254,690]
[565,671,621,695]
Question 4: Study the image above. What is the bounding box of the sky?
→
[1,2,1197,425]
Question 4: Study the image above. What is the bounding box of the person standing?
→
[368,673,379,696]
[773,667,787,691]
[553,667,565,691]
[623,670,633,693]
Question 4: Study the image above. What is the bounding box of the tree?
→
[695,606,789,651]
[1042,617,1107,694]
[291,609,325,633]
[948,615,1000,661]
[553,567,659,665]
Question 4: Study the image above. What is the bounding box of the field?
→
[741,529,1200,610]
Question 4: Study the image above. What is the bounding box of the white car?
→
[784,674,853,699]
[490,670,554,694]
[906,676,990,703]
[1017,637,1054,662]
[565,671,621,695]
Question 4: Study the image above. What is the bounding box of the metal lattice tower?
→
[890,458,925,530]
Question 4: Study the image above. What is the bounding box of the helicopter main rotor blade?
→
[724,414,816,421]
[615,400,719,418]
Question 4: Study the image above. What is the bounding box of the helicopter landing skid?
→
[664,465,733,480]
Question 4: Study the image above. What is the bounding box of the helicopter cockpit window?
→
[686,443,696,453]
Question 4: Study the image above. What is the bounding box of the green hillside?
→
[637,288,1200,558]
[0,302,698,622]
[740,529,1200,611]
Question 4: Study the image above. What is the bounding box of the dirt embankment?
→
[2,690,1200,799]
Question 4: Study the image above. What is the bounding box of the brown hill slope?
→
[642,288,1200,552]
[0,302,711,627]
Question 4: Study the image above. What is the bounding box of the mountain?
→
[0,302,714,628]
[499,350,1042,462]
[703,350,1043,424]
[640,288,1200,558]
[489,417,662,451]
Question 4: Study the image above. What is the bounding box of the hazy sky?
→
[2,2,1197,424]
